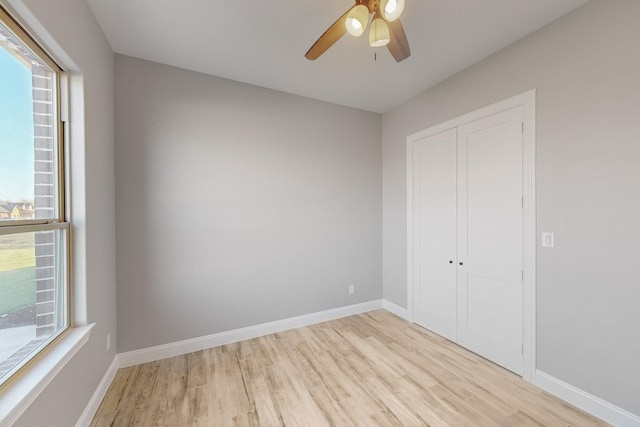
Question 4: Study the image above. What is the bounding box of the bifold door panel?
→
[457,107,524,375]
[412,128,458,341]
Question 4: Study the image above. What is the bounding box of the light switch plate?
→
[542,232,555,248]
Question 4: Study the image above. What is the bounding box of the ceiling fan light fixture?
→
[345,5,370,37]
[369,17,390,47]
[380,0,405,22]
[305,0,410,62]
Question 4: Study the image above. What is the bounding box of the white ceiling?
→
[86,0,587,113]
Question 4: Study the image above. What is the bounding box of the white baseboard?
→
[74,355,120,427]
[382,300,412,321]
[534,370,640,427]
[118,299,384,368]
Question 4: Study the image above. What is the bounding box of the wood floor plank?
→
[138,357,174,426]
[186,350,207,389]
[91,311,609,426]
[237,356,282,426]
[306,383,355,426]
[337,354,427,425]
[385,376,451,427]
[370,409,405,426]
[508,409,548,426]
[186,385,209,426]
[92,365,136,421]
[208,347,251,420]
[165,371,188,426]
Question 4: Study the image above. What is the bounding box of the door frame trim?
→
[406,90,536,381]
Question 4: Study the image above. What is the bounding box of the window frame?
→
[0,4,71,390]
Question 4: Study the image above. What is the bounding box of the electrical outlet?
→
[106,333,111,352]
[542,232,555,248]
[348,285,355,295]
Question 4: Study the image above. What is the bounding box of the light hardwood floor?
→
[91,310,608,426]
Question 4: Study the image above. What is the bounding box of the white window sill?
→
[0,323,94,427]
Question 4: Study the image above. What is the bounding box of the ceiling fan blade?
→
[387,19,411,62]
[305,6,353,60]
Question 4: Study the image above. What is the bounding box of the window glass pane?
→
[0,18,58,221]
[0,228,67,385]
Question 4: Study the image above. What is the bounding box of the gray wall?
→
[115,55,382,352]
[6,0,117,426]
[382,0,640,416]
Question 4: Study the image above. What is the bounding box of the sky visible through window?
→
[0,46,34,201]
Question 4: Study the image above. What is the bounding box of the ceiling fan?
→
[305,0,410,62]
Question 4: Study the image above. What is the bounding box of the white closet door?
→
[412,128,458,341]
[457,107,524,375]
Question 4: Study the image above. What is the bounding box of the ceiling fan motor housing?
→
[357,0,381,14]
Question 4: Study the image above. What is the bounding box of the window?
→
[0,6,68,388]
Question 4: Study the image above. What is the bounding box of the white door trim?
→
[406,89,536,381]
